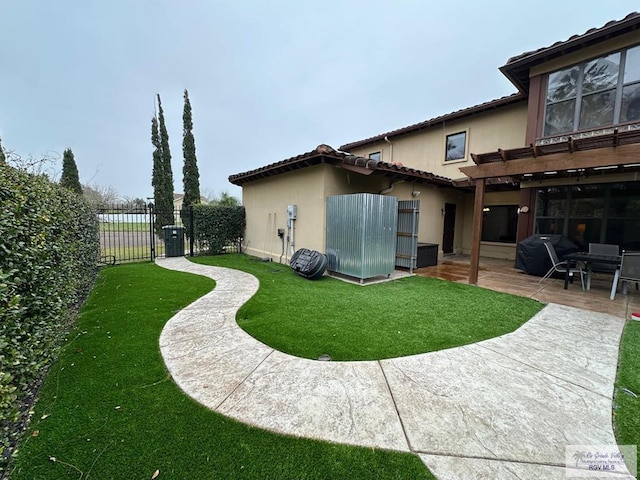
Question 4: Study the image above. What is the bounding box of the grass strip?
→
[10,262,433,480]
[99,222,149,233]
[614,319,640,453]
[193,254,544,361]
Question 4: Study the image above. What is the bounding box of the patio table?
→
[563,252,621,299]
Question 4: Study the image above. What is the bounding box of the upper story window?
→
[544,44,640,136]
[369,151,381,161]
[445,131,466,161]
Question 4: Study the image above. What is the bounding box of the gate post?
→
[189,205,195,257]
[149,203,156,261]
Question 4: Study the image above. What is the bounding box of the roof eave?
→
[339,94,526,151]
[228,153,338,186]
[228,148,455,188]
[500,12,640,93]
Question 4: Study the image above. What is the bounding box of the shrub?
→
[0,163,99,473]
[193,204,245,254]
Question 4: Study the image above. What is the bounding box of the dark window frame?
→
[368,151,381,161]
[543,44,640,136]
[534,182,640,251]
[445,131,467,162]
[481,205,518,243]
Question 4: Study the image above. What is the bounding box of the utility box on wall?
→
[326,193,398,282]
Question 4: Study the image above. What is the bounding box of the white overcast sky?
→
[2,1,639,201]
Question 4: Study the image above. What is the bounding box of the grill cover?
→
[515,235,579,276]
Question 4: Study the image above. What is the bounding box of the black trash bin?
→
[162,225,185,257]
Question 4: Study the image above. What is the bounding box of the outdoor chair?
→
[539,241,585,290]
[611,251,640,299]
[588,243,619,274]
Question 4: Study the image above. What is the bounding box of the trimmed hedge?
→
[0,164,99,472]
[193,204,245,254]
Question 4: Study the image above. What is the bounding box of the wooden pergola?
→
[459,128,640,284]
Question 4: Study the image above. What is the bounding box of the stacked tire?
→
[290,248,328,280]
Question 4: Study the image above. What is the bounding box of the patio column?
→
[469,178,485,285]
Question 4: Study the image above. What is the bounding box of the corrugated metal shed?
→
[326,194,398,283]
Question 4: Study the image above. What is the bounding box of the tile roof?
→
[501,12,640,93]
[228,144,453,187]
[339,94,525,151]
[339,13,640,153]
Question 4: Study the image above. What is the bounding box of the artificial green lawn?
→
[614,320,640,453]
[193,254,545,361]
[11,255,638,478]
[10,263,433,480]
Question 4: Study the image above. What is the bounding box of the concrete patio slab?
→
[382,342,615,464]
[155,257,636,480]
[419,454,637,480]
[476,306,624,398]
[161,322,274,408]
[218,351,409,451]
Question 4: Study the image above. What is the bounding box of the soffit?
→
[461,128,640,182]
[228,145,454,188]
[339,94,525,151]
[500,12,640,93]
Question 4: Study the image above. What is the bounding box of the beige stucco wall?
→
[339,104,529,261]
[460,190,521,260]
[323,165,453,246]
[242,164,399,263]
[240,161,479,264]
[530,31,640,77]
[346,103,527,181]
[241,101,533,264]
[241,165,328,262]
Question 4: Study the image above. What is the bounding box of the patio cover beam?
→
[459,143,640,180]
[460,141,640,285]
[469,178,485,285]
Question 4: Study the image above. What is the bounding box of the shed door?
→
[395,200,420,272]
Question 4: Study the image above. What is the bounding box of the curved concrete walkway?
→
[157,257,636,480]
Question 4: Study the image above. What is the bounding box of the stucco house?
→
[173,193,209,210]
[229,12,640,283]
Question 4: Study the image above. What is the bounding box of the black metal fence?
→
[97,204,244,265]
[96,204,185,265]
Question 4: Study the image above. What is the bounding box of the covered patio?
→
[414,255,640,318]
[459,129,640,297]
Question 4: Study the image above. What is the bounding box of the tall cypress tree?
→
[155,94,175,230]
[151,116,163,216]
[60,148,83,194]
[182,89,201,208]
[0,136,6,164]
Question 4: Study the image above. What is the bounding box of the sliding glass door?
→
[535,181,640,250]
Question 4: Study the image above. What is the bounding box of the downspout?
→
[289,218,295,255]
[278,228,285,263]
[384,136,393,163]
[379,180,403,195]
[379,136,400,195]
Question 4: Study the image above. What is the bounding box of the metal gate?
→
[97,204,192,265]
[395,200,420,272]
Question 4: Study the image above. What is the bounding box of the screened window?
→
[535,182,640,250]
[544,45,640,136]
[481,205,518,243]
[445,132,466,161]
